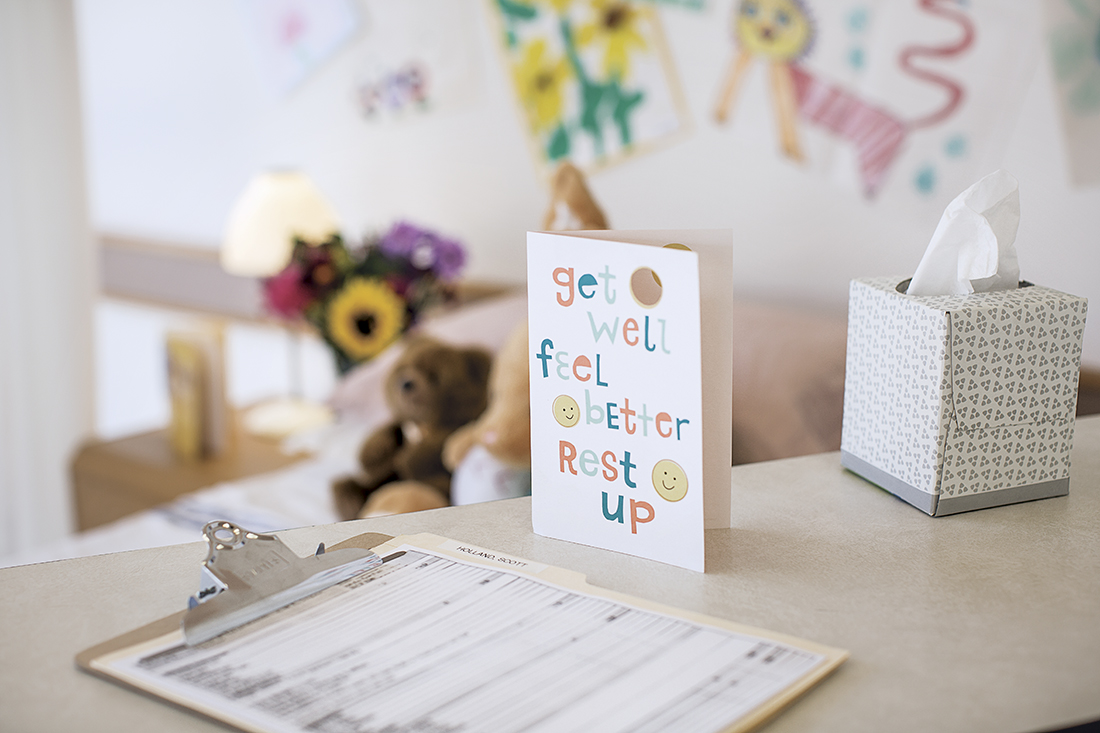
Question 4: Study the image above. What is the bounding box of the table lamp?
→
[222,171,340,438]
[222,171,340,276]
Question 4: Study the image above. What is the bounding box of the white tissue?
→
[907,170,1021,296]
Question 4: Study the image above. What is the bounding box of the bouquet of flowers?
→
[262,222,466,373]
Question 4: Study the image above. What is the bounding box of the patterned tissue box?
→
[840,277,1088,516]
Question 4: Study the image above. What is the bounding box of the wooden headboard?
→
[1079,367,1100,417]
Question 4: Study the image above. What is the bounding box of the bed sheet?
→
[0,420,376,569]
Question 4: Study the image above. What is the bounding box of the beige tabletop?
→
[3,415,1098,733]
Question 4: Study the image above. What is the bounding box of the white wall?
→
[75,0,1099,402]
[94,300,338,439]
[0,0,95,553]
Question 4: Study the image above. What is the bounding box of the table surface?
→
[3,416,1098,733]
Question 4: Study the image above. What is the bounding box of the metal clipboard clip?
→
[181,521,382,646]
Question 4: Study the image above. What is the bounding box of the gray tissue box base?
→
[840,451,1069,517]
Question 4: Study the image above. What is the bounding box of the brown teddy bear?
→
[332,336,492,520]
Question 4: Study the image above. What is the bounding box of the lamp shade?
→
[221,171,340,277]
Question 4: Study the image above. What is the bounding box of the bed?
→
[1,293,849,568]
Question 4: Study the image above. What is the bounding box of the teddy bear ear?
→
[462,348,492,386]
[400,333,434,351]
[398,334,445,363]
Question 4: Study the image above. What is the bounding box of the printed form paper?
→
[99,548,827,733]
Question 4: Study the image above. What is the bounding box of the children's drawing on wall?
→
[714,0,817,162]
[236,0,361,96]
[641,0,709,10]
[714,0,1038,206]
[351,0,483,122]
[490,0,689,175]
[1047,0,1100,187]
[355,63,429,119]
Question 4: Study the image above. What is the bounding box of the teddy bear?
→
[442,321,532,504]
[432,163,610,504]
[542,161,610,231]
[439,161,609,503]
[332,335,492,520]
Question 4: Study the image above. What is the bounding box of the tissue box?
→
[841,276,1088,516]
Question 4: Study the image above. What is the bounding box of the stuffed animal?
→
[332,336,492,519]
[542,161,610,231]
[436,163,608,505]
[443,322,532,504]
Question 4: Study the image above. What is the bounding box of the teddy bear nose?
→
[401,379,416,393]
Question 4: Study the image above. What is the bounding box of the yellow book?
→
[166,334,205,461]
[166,326,228,461]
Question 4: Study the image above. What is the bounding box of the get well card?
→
[527,230,733,572]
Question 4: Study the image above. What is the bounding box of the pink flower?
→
[263,264,314,318]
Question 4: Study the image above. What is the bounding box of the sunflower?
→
[512,38,571,133]
[576,0,649,82]
[325,278,406,364]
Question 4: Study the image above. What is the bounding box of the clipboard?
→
[75,526,393,668]
[77,528,847,733]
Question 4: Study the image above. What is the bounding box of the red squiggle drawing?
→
[898,0,976,130]
[789,65,907,197]
[788,0,976,195]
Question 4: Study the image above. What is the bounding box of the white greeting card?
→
[527,230,733,572]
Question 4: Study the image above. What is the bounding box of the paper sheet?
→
[97,546,829,733]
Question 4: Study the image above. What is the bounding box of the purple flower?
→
[431,236,466,280]
[379,222,466,281]
[378,222,424,257]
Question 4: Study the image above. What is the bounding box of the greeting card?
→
[527,230,733,572]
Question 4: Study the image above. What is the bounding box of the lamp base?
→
[242,398,333,440]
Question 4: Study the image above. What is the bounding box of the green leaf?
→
[497,0,537,22]
[547,124,571,160]
[610,82,645,146]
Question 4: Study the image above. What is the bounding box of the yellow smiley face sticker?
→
[652,460,688,502]
[552,394,580,428]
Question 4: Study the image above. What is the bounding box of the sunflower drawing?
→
[325,277,406,365]
[577,0,649,82]
[544,0,576,14]
[513,37,572,133]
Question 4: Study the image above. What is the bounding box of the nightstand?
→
[71,415,307,531]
